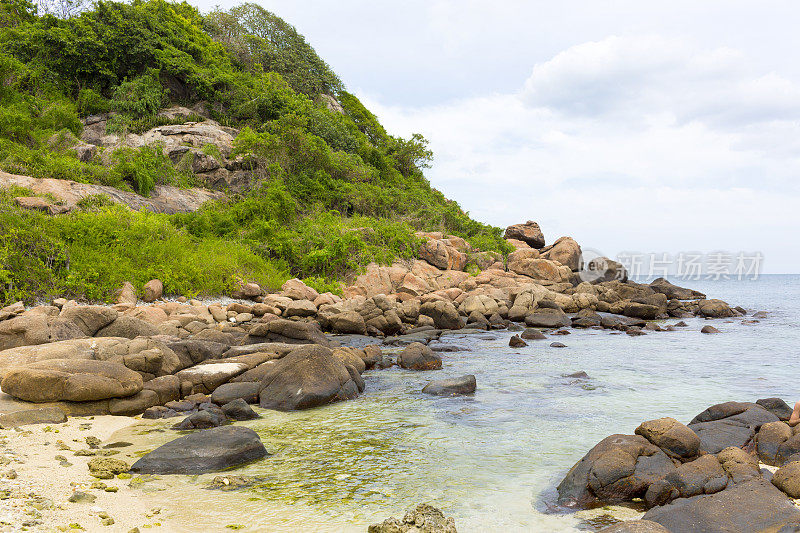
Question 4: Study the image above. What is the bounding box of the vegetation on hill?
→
[0,0,509,304]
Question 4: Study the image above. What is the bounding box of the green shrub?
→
[111,70,164,119]
[77,88,110,116]
[111,144,173,196]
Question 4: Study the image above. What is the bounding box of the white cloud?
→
[360,35,800,273]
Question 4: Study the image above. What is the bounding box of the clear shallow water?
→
[112,275,800,532]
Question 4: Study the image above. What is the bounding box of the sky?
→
[195,0,800,274]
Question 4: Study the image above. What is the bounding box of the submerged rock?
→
[422,375,476,396]
[130,426,268,474]
[598,521,670,533]
[368,503,457,533]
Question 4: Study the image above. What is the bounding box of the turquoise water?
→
[117,275,800,532]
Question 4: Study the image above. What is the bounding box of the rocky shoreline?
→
[0,224,763,531]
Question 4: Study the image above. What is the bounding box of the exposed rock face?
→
[642,479,800,533]
[368,503,457,533]
[756,421,795,465]
[504,221,545,249]
[417,235,467,271]
[1,359,143,402]
[421,375,476,396]
[396,342,442,371]
[0,171,223,214]
[258,345,361,411]
[130,426,268,474]
[697,299,736,318]
[556,434,676,508]
[14,196,70,215]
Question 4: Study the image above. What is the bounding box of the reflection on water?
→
[110,275,800,532]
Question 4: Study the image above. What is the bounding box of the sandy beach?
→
[0,414,176,532]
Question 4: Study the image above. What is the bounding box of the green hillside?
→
[0,0,508,304]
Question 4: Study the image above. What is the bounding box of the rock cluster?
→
[560,398,800,533]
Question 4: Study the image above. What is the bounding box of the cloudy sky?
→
[196,0,799,274]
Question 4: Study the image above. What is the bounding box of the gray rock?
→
[557,434,676,508]
[221,398,259,421]
[688,402,778,454]
[258,345,360,411]
[419,301,462,330]
[422,375,476,396]
[757,398,793,421]
[211,382,261,404]
[643,479,800,533]
[130,426,268,474]
[172,408,228,430]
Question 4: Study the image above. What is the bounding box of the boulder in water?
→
[258,345,361,411]
[422,375,476,396]
[368,503,457,533]
[130,426,268,474]
[396,342,442,371]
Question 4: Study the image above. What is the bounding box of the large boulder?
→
[504,221,545,249]
[540,236,582,271]
[281,278,319,301]
[649,278,705,300]
[687,401,778,454]
[0,407,67,428]
[642,479,800,533]
[59,306,119,336]
[508,258,571,282]
[419,300,461,330]
[635,417,701,461]
[247,318,330,346]
[557,434,677,508]
[130,426,268,474]
[258,345,360,411]
[585,257,628,283]
[0,359,142,402]
[396,342,442,371]
[524,308,570,328]
[329,311,366,335]
[697,299,736,318]
[95,316,159,339]
[177,362,249,395]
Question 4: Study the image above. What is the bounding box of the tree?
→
[390,133,433,177]
[0,0,36,27]
[36,0,87,18]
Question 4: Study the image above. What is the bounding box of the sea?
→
[111,274,800,532]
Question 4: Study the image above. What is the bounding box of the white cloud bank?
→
[360,35,800,273]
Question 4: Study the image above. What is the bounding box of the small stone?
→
[550,342,567,348]
[104,486,118,493]
[90,482,107,490]
[85,436,101,449]
[5,469,16,479]
[509,335,528,348]
[101,517,115,526]
[68,491,96,504]
[88,458,130,479]
[701,325,720,334]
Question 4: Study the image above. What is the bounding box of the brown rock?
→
[504,221,545,249]
[143,279,163,302]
